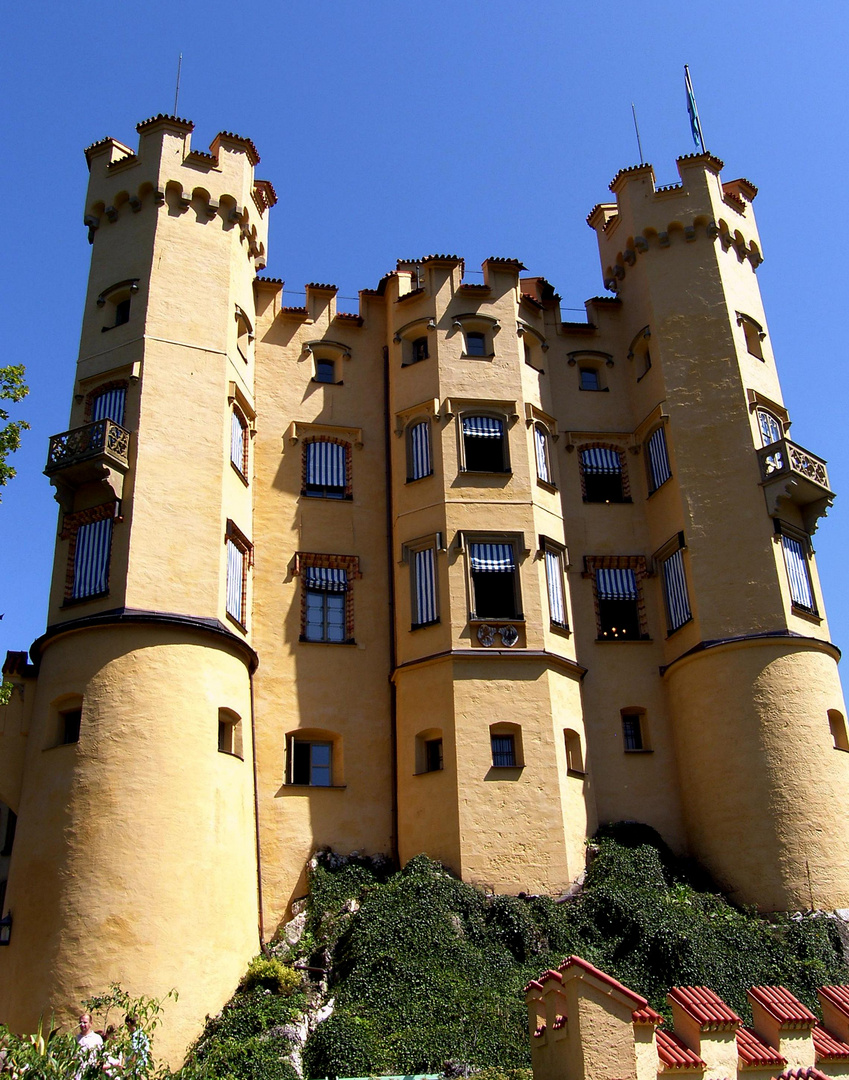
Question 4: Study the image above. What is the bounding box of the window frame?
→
[541,537,569,632]
[230,405,250,481]
[218,708,244,759]
[737,311,765,360]
[621,708,650,752]
[453,314,499,360]
[776,524,818,616]
[463,533,525,622]
[756,408,783,448]
[654,532,693,635]
[96,278,139,333]
[286,731,340,787]
[578,444,630,504]
[314,358,337,384]
[406,417,434,483]
[564,728,585,776]
[533,422,554,487]
[296,553,360,644]
[489,722,524,769]
[225,520,253,630]
[585,556,650,641]
[459,411,511,474]
[404,536,441,630]
[645,424,672,494]
[415,728,445,774]
[302,437,352,500]
[60,502,120,605]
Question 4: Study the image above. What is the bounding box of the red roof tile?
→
[749,987,817,1027]
[557,956,646,1009]
[737,1025,785,1067]
[668,986,741,1028]
[813,1023,849,1060]
[656,1028,706,1069]
[819,986,849,1016]
[136,113,194,133]
[633,1005,664,1025]
[771,1069,831,1080]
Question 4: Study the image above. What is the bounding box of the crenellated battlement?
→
[588,152,763,294]
[83,115,275,267]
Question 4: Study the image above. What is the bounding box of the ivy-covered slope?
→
[181,825,849,1079]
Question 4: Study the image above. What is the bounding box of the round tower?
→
[0,116,274,1062]
[588,154,849,910]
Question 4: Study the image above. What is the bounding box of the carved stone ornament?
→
[500,625,519,647]
[477,624,497,647]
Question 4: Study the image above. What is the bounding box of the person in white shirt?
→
[75,1013,103,1077]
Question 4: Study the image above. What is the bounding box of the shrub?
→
[241,956,302,996]
[302,1013,386,1079]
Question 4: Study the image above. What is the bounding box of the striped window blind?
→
[226,540,245,623]
[304,566,348,592]
[596,567,637,600]
[413,547,437,625]
[231,410,248,474]
[580,447,621,474]
[646,427,671,491]
[469,543,515,572]
[662,549,692,631]
[409,422,432,480]
[545,549,566,626]
[91,388,126,426]
[463,416,503,438]
[72,518,113,599]
[535,427,550,483]
[305,441,346,491]
[782,536,815,611]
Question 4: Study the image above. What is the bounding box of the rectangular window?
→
[662,548,692,632]
[409,421,433,481]
[596,567,641,640]
[226,539,246,624]
[782,535,816,613]
[622,714,644,751]
[61,708,82,745]
[462,415,508,473]
[231,409,248,477]
[305,440,347,498]
[92,388,127,426]
[534,426,552,485]
[491,734,516,767]
[412,546,438,627]
[304,567,348,642]
[580,367,600,391]
[581,448,625,503]
[291,740,332,786]
[544,548,567,629]
[465,331,487,357]
[72,517,113,600]
[469,542,519,620]
[425,738,443,772]
[646,427,672,492]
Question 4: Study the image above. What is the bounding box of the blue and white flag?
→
[685,65,704,152]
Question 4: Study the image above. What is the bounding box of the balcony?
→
[757,438,834,533]
[45,419,130,508]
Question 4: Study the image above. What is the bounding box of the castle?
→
[1,113,848,1063]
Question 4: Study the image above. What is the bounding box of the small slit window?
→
[564,729,584,774]
[489,722,523,768]
[218,708,243,757]
[829,710,849,752]
[738,313,765,359]
[415,729,444,774]
[621,709,649,751]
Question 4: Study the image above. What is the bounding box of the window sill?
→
[406,473,434,484]
[311,378,343,386]
[414,768,444,776]
[411,618,440,631]
[285,783,347,790]
[647,478,671,498]
[460,353,495,360]
[579,386,609,392]
[101,323,130,334]
[624,748,654,754]
[536,478,558,494]
[302,491,352,500]
[582,497,632,504]
[460,469,512,476]
[490,764,524,771]
[230,461,250,487]
[299,636,357,645]
[791,605,822,624]
[470,616,525,625]
[595,635,652,643]
[44,742,79,752]
[567,768,587,778]
[549,621,571,637]
[226,612,248,634]
[833,745,849,754]
[61,591,110,608]
[665,617,693,638]
[218,750,244,761]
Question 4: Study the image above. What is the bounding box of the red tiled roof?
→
[457,283,490,291]
[656,1028,706,1069]
[215,130,260,165]
[749,987,817,1027]
[484,257,527,269]
[813,1023,849,1060]
[667,987,741,1028]
[819,986,849,1016]
[771,1069,831,1080]
[557,956,646,1009]
[136,113,194,132]
[305,282,337,292]
[737,1025,785,1067]
[633,1005,664,1025]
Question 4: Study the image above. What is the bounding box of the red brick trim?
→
[576,441,631,500]
[301,437,353,498]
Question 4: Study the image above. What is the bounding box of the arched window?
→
[415,728,444,773]
[828,710,849,752]
[489,722,523,768]
[756,409,783,447]
[230,407,249,478]
[534,423,553,486]
[407,419,433,481]
[564,729,584,774]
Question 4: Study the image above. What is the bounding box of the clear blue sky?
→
[2,1,848,662]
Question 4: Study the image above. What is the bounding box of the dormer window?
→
[453,314,499,359]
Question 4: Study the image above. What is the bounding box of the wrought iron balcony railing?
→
[757,438,834,532]
[45,419,130,477]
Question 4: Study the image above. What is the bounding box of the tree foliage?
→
[0,364,29,497]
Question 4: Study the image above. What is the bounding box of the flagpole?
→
[631,103,645,165]
[684,64,705,152]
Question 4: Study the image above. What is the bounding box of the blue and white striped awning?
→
[545,549,566,626]
[782,536,814,611]
[306,441,346,488]
[469,543,515,572]
[414,547,438,624]
[580,448,621,475]
[463,416,503,439]
[72,517,113,599]
[646,427,671,490]
[305,566,348,592]
[596,567,637,600]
